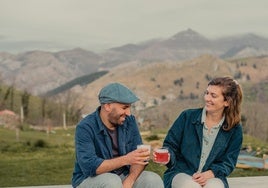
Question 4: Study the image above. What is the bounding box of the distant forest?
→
[0,71,108,129]
[44,70,108,97]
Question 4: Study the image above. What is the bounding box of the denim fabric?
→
[72,107,142,187]
[163,108,243,188]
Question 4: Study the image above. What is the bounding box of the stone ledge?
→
[228,176,268,188]
[5,176,268,188]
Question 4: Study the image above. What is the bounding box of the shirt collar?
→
[95,106,106,133]
[201,108,225,128]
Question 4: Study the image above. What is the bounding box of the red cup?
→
[154,147,169,164]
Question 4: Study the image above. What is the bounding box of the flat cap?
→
[98,83,139,104]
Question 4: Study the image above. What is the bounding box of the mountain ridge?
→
[0,29,268,95]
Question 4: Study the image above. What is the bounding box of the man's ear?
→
[103,103,112,112]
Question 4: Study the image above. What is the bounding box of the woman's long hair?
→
[208,77,243,130]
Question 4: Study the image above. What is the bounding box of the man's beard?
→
[108,110,125,126]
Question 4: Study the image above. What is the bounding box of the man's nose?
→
[125,108,131,116]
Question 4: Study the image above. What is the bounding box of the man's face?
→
[107,103,131,126]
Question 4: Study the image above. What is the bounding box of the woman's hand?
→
[152,149,170,164]
[192,170,215,186]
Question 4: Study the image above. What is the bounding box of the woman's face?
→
[204,85,229,114]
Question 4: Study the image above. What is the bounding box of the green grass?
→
[0,148,74,186]
[0,127,75,187]
[0,127,267,187]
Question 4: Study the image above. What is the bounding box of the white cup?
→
[137,144,151,152]
[137,144,151,162]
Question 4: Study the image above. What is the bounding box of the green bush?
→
[145,134,160,141]
[33,139,48,148]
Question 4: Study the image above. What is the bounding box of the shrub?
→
[33,139,47,148]
[145,134,160,141]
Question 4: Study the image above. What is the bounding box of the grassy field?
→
[0,127,267,187]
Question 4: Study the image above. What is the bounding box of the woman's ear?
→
[224,100,229,107]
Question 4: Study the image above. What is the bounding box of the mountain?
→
[215,33,268,50]
[66,54,268,141]
[0,29,268,95]
[136,29,216,61]
[100,43,146,68]
[70,54,268,114]
[215,33,268,58]
[100,29,268,65]
[0,48,102,95]
[54,48,102,74]
[100,29,216,64]
[161,29,212,49]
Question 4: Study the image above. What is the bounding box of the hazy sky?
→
[1,0,268,53]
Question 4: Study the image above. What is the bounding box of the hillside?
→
[64,55,268,141]
[0,29,267,141]
[71,55,266,112]
[0,48,102,95]
[0,53,267,141]
[1,29,268,95]
[44,70,108,97]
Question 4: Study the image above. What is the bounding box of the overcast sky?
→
[1,0,268,53]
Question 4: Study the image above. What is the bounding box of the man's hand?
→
[96,147,149,175]
[125,148,150,165]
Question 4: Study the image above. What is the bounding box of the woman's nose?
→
[204,94,210,101]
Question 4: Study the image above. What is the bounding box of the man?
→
[72,82,164,188]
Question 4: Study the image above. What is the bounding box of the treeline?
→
[0,83,75,128]
[44,70,108,97]
[0,71,109,129]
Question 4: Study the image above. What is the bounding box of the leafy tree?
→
[21,90,30,119]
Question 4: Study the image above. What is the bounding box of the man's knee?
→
[143,171,163,183]
[135,171,164,188]
[78,173,122,188]
[101,173,122,187]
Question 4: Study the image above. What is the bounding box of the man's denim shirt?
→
[72,107,142,187]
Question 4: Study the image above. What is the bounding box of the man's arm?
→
[122,164,145,188]
[96,148,149,175]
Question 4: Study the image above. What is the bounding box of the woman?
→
[163,77,243,188]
